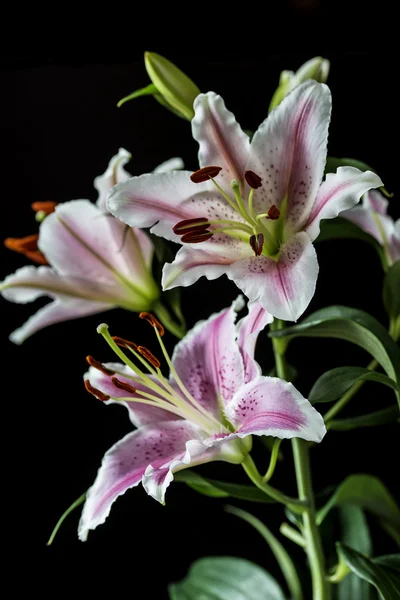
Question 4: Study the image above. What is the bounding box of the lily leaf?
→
[226,505,303,600]
[337,505,373,599]
[169,557,286,600]
[175,471,274,503]
[309,366,399,404]
[269,306,400,407]
[383,262,400,320]
[328,406,399,431]
[317,475,400,535]
[337,545,400,599]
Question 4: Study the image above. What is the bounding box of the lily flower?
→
[94,147,184,211]
[79,298,326,541]
[341,190,400,266]
[107,81,383,321]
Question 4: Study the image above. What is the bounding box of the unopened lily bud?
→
[269,56,330,112]
[144,52,200,121]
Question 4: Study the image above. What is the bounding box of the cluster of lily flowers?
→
[3,55,399,542]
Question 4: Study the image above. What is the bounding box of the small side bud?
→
[145,52,201,121]
[244,171,263,189]
[190,166,222,183]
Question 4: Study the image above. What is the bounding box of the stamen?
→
[181,231,213,243]
[84,379,110,401]
[249,233,264,256]
[267,205,280,220]
[4,235,49,265]
[173,217,209,235]
[86,355,115,376]
[138,346,161,369]
[139,312,165,336]
[112,335,138,351]
[244,170,263,189]
[190,166,222,183]
[111,377,137,394]
[31,201,58,215]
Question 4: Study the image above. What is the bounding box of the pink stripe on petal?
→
[225,377,326,443]
[228,232,318,322]
[78,421,201,541]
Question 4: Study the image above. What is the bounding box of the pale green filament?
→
[209,177,250,222]
[248,189,257,221]
[230,180,257,226]
[153,326,226,432]
[97,323,224,433]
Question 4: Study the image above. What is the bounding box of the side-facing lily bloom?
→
[79,298,326,540]
[341,190,400,266]
[108,81,383,321]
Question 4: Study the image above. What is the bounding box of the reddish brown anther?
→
[138,346,161,369]
[112,336,138,351]
[244,170,263,189]
[139,312,165,336]
[190,166,222,183]
[267,205,280,220]
[86,355,115,376]
[84,379,110,401]
[111,377,137,394]
[173,217,209,235]
[31,201,58,215]
[181,231,214,243]
[250,233,264,256]
[4,234,49,265]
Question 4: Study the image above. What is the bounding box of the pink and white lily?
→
[1,149,185,343]
[341,190,400,266]
[79,298,326,541]
[107,81,383,321]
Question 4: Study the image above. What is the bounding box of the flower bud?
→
[269,56,330,112]
[144,52,200,120]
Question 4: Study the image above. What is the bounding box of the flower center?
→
[85,314,227,435]
[175,167,282,256]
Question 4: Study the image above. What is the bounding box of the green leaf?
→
[337,505,373,599]
[309,366,399,404]
[337,545,400,599]
[169,557,286,600]
[374,555,400,571]
[116,83,158,108]
[226,506,303,600]
[317,475,400,533]
[328,406,399,431]
[174,471,275,503]
[384,262,400,319]
[269,306,400,407]
[325,157,391,197]
[46,491,86,545]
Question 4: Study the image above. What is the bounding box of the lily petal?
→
[341,205,395,245]
[86,363,182,426]
[237,302,273,383]
[171,297,245,414]
[39,200,154,290]
[78,420,203,540]
[248,81,331,231]
[225,376,326,443]
[153,157,184,173]
[390,220,400,263]
[364,190,389,215]
[162,245,245,291]
[94,148,132,211]
[192,92,250,189]
[305,167,383,241]
[228,232,318,321]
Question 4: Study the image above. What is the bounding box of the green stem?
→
[263,438,282,482]
[323,359,378,423]
[241,455,307,514]
[271,320,330,600]
[280,523,306,548]
[153,301,186,339]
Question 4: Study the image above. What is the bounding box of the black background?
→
[2,50,399,597]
